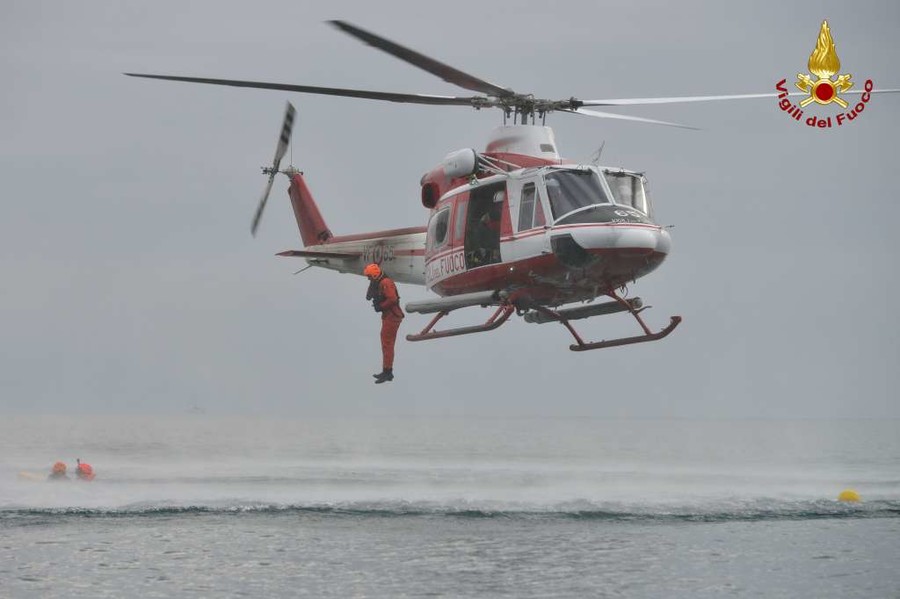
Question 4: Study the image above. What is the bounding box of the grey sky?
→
[2,0,898,418]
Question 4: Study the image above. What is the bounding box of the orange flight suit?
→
[376,276,404,370]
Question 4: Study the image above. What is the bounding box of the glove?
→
[372,299,383,313]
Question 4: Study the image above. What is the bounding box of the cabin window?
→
[427,207,451,250]
[604,171,651,216]
[453,198,468,243]
[545,169,610,220]
[517,183,537,231]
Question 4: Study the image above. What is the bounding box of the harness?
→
[366,277,383,311]
[366,275,401,314]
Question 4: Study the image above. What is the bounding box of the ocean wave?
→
[2,499,898,523]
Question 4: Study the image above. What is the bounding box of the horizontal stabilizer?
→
[277,249,361,260]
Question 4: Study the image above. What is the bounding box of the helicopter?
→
[126,20,897,352]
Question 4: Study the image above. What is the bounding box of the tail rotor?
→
[251,102,296,236]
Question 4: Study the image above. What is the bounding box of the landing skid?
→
[406,304,515,342]
[530,292,682,351]
[569,317,681,350]
[406,290,681,351]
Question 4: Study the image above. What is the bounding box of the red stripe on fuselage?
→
[430,248,667,300]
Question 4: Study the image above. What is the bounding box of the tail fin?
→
[288,172,333,246]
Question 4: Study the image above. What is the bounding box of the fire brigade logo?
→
[796,20,852,108]
[775,20,876,129]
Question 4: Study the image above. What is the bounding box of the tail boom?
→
[281,173,426,285]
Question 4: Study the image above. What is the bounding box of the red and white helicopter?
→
[127,20,896,351]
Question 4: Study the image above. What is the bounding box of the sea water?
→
[1,416,898,597]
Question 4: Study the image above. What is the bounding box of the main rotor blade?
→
[564,108,698,130]
[329,20,514,98]
[124,73,481,106]
[580,88,900,106]
[581,92,800,106]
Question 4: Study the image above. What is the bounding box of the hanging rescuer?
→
[364,263,404,383]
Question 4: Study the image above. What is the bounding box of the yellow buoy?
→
[838,489,860,503]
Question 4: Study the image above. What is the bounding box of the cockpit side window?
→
[545,170,610,220]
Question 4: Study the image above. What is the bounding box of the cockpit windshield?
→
[544,169,611,220]
[603,171,652,216]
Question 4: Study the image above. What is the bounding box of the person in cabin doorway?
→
[364,263,404,383]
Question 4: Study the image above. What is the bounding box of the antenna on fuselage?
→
[589,141,606,166]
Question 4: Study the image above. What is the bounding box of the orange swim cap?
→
[363,263,382,278]
[52,461,66,474]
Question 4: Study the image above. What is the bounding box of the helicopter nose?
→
[555,223,671,255]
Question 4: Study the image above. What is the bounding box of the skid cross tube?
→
[406,304,516,342]
[533,291,682,351]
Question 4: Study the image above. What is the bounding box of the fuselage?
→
[296,126,671,307]
[421,163,670,306]
[300,163,670,307]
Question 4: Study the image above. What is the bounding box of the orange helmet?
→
[363,263,382,278]
[52,461,66,474]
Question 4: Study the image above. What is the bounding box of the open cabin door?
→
[463,181,505,269]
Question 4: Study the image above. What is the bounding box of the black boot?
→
[374,368,394,384]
